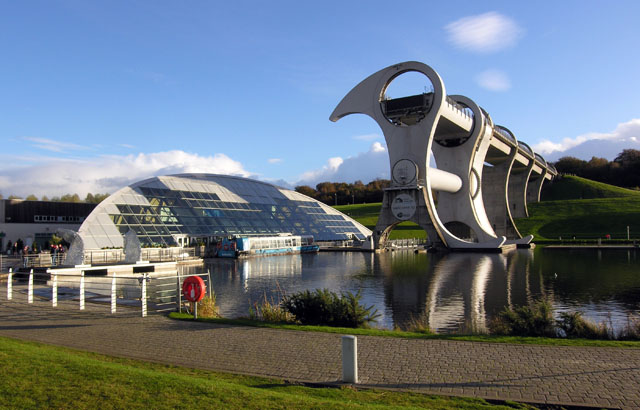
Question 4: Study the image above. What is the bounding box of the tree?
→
[614,149,640,166]
[85,193,109,203]
[8,195,22,200]
[41,195,49,201]
[60,193,81,203]
[554,156,587,175]
[294,185,316,199]
[25,194,38,201]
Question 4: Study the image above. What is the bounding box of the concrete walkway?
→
[1,298,639,409]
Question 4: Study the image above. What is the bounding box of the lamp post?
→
[334,192,337,206]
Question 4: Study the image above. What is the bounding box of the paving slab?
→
[0,297,639,409]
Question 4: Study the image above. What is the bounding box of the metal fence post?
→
[342,335,358,383]
[28,269,34,304]
[207,269,212,299]
[7,268,12,300]
[52,272,58,307]
[79,271,85,310]
[141,273,147,318]
[111,272,116,314]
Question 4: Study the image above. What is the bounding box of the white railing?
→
[16,247,199,268]
[387,238,426,248]
[1,267,212,318]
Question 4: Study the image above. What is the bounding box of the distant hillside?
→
[541,175,640,201]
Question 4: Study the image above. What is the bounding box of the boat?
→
[216,234,319,258]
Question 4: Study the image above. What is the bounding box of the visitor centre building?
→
[78,174,371,250]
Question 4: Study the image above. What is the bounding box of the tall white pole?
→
[7,268,12,300]
[627,225,630,241]
[28,269,34,304]
[111,272,117,314]
[141,274,147,318]
[52,273,57,307]
[79,271,85,310]
[140,273,147,317]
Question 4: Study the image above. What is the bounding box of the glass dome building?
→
[78,174,371,249]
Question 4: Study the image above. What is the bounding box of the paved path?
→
[1,298,639,409]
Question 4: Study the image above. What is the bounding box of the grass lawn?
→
[169,313,640,348]
[0,336,533,409]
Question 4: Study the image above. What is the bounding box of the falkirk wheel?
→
[330,61,556,251]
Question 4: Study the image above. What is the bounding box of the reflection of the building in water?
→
[378,250,545,333]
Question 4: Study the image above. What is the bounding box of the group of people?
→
[4,239,67,267]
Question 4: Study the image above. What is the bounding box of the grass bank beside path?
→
[0,336,534,410]
[169,313,640,348]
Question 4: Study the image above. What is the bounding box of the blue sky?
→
[2,1,640,197]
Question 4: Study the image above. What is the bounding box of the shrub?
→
[197,294,219,318]
[249,292,295,324]
[619,316,640,340]
[556,311,610,339]
[282,289,380,328]
[489,300,555,337]
[395,312,432,334]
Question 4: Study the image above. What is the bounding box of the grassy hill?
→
[335,176,640,241]
[517,175,640,240]
[540,175,640,201]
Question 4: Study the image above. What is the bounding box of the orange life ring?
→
[224,244,229,251]
[217,242,221,249]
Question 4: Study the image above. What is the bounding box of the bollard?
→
[141,274,147,318]
[341,335,358,383]
[111,272,116,314]
[28,269,34,304]
[79,271,85,310]
[52,273,58,307]
[7,268,12,300]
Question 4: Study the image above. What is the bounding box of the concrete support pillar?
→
[526,169,547,204]
[373,187,443,249]
[482,153,522,239]
[508,161,534,219]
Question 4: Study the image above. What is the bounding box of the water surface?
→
[202,248,640,333]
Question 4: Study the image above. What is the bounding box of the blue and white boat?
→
[216,234,319,258]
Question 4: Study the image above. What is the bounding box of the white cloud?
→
[533,118,640,155]
[476,69,511,91]
[295,142,389,186]
[352,133,381,141]
[445,12,523,53]
[0,150,251,198]
[267,158,282,164]
[21,136,89,153]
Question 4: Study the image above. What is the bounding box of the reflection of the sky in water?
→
[195,248,640,333]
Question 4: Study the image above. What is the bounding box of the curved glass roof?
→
[78,174,372,249]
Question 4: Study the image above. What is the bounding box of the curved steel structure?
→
[330,61,556,251]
